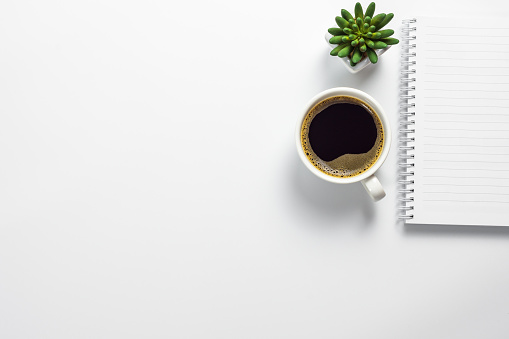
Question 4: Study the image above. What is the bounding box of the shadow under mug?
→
[295,87,391,202]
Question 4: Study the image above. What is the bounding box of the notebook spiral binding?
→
[399,19,417,220]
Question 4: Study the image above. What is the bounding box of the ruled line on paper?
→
[424,144,509,147]
[424,73,509,76]
[425,159,509,163]
[424,192,509,196]
[424,183,509,188]
[425,49,509,53]
[422,111,509,117]
[424,120,509,124]
[424,136,509,140]
[424,167,509,171]
[423,199,509,203]
[425,128,509,132]
[423,89,509,93]
[426,42,509,46]
[424,97,509,100]
[424,104,509,108]
[424,33,509,37]
[423,151,509,155]
[423,113,509,116]
[426,57,509,61]
[424,26,509,30]
[423,80,509,84]
[423,175,509,179]
[425,65,509,69]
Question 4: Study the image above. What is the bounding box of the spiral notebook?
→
[399,17,509,226]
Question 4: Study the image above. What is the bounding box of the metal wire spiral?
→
[398,19,417,220]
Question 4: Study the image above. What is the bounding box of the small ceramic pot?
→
[325,32,390,74]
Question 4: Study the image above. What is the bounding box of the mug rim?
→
[295,87,392,184]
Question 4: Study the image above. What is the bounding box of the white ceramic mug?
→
[295,87,391,202]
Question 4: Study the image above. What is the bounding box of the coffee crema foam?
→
[300,96,384,178]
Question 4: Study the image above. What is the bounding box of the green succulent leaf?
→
[329,35,346,44]
[341,9,354,21]
[351,39,359,47]
[366,48,378,63]
[371,13,386,27]
[356,17,363,27]
[330,46,341,56]
[328,27,344,35]
[372,32,382,39]
[378,29,394,38]
[330,43,349,56]
[338,45,353,58]
[381,37,400,45]
[368,25,377,32]
[350,59,357,67]
[352,47,363,63]
[365,2,376,18]
[377,13,394,29]
[373,41,388,49]
[354,2,363,19]
[335,16,350,28]
[343,27,353,34]
[364,16,371,24]
[365,38,375,48]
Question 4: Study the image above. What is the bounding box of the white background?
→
[1,1,509,338]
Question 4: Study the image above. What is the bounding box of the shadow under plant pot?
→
[325,32,390,74]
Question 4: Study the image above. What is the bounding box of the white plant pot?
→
[325,32,390,74]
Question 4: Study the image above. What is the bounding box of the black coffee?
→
[300,96,384,178]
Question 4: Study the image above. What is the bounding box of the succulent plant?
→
[328,2,399,67]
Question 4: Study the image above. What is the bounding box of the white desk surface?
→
[1,1,509,338]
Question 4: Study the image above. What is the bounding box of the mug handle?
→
[361,175,386,202]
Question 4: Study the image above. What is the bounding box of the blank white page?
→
[409,16,509,226]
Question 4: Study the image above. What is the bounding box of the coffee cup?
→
[295,87,391,201]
